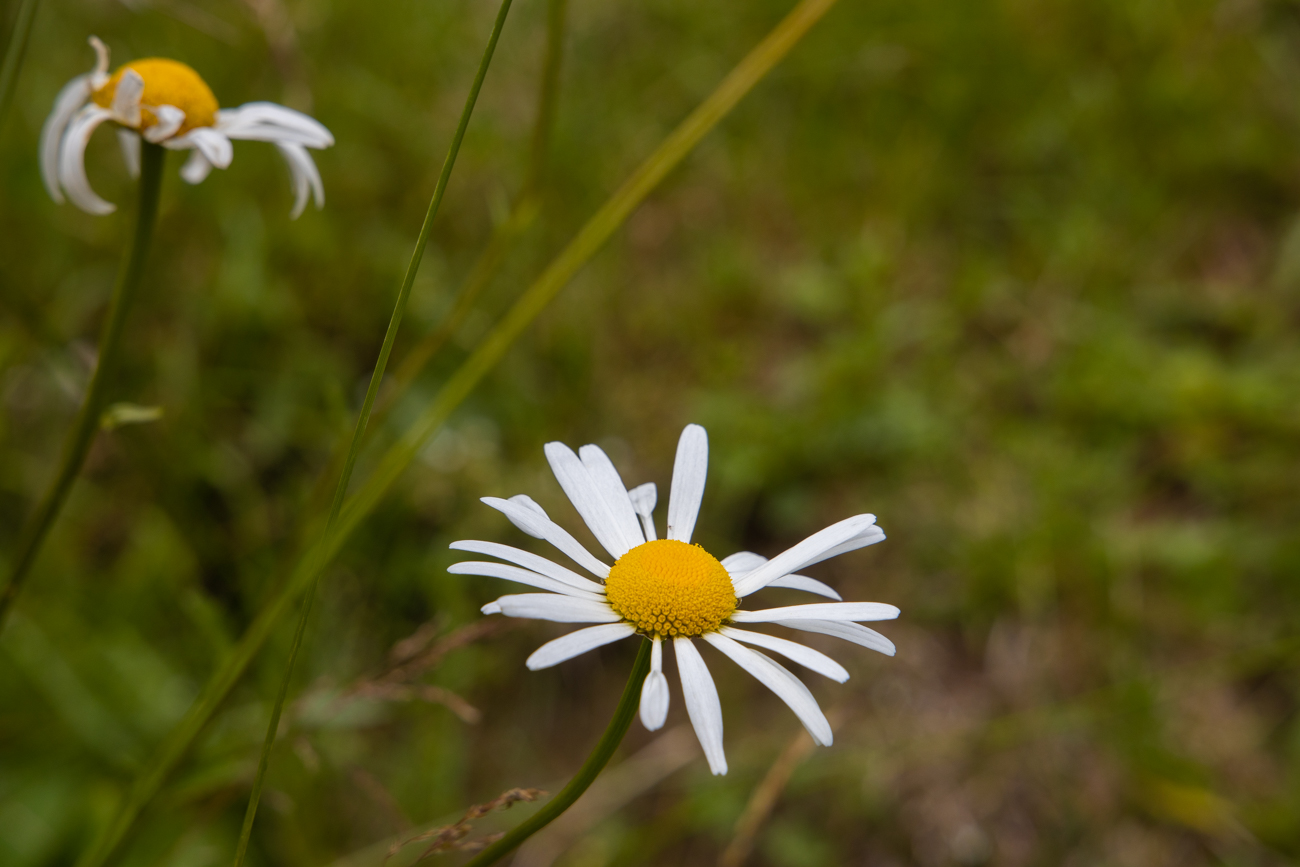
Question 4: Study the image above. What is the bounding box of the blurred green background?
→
[2,0,1300,864]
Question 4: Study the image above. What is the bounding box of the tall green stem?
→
[228,1,516,864]
[0,142,165,628]
[0,0,40,127]
[463,640,652,867]
[72,2,837,863]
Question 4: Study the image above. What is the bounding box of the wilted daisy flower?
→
[41,36,333,217]
[451,424,898,774]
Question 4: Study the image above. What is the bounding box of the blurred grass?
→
[3,0,1300,866]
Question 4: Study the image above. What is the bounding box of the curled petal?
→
[179,150,213,185]
[275,142,324,219]
[639,636,669,730]
[142,104,185,142]
[40,74,92,202]
[169,127,233,169]
[58,105,116,214]
[111,68,143,128]
[216,101,334,148]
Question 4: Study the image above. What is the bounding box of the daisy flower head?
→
[451,424,898,775]
[41,36,334,218]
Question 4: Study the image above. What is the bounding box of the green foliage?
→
[2,0,1299,865]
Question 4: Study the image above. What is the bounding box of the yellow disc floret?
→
[605,539,738,638]
[92,59,219,135]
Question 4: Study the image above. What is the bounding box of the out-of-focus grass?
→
[2,0,1299,866]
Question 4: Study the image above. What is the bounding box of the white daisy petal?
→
[492,594,621,623]
[545,442,633,559]
[720,626,848,682]
[481,496,610,579]
[639,636,669,730]
[732,602,900,623]
[526,623,635,670]
[275,142,324,219]
[215,102,335,148]
[667,424,708,543]
[110,69,143,127]
[447,561,606,601]
[578,444,645,551]
[776,619,896,656]
[58,105,116,215]
[88,36,110,85]
[731,514,878,597]
[449,540,604,594]
[628,482,658,541]
[702,633,833,746]
[800,525,886,569]
[40,73,93,202]
[142,104,185,143]
[674,637,726,774]
[723,552,841,600]
[116,128,140,179]
[169,127,233,169]
[481,601,503,615]
[764,574,842,600]
[179,150,213,184]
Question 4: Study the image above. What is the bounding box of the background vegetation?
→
[2,0,1299,864]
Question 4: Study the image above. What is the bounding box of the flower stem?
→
[0,0,40,128]
[0,142,164,629]
[229,0,515,863]
[462,640,652,867]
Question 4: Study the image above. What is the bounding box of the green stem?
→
[229,1,516,864]
[463,640,652,867]
[0,142,165,628]
[72,2,836,862]
[0,0,40,128]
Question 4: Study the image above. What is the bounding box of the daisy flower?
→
[41,36,333,218]
[451,424,898,774]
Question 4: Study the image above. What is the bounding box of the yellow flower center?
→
[92,59,218,135]
[605,540,738,638]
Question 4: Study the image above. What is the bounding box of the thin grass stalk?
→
[73,4,836,863]
[0,142,165,628]
[461,640,652,867]
[0,0,40,126]
[228,0,516,862]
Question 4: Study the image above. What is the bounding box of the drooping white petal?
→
[545,442,635,559]
[58,105,116,215]
[776,619,896,656]
[702,633,833,746]
[141,104,185,143]
[667,424,707,543]
[447,561,606,601]
[731,515,878,597]
[449,540,604,594]
[719,626,848,682]
[169,127,233,169]
[723,551,842,600]
[800,524,886,569]
[526,623,635,670]
[628,482,658,541]
[491,594,620,624]
[639,636,669,730]
[481,601,502,615]
[179,150,213,184]
[481,497,610,578]
[110,68,143,127]
[732,601,900,624]
[674,637,726,774]
[215,102,334,148]
[762,575,842,600]
[275,142,324,219]
[40,74,92,202]
[578,444,645,551]
[116,128,140,178]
